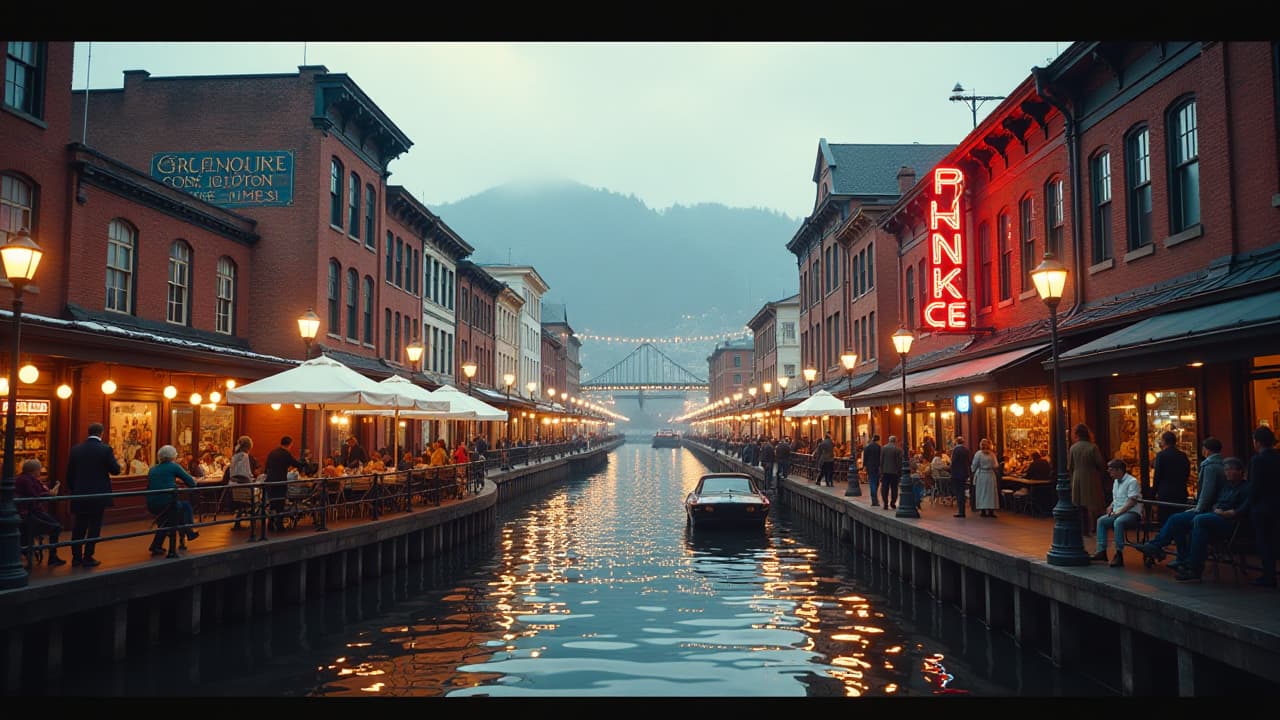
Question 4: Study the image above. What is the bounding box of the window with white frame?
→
[1168,99,1200,232]
[215,257,235,334]
[1091,151,1113,263]
[167,241,191,325]
[4,42,44,118]
[1126,126,1152,250]
[1046,178,1064,259]
[106,220,135,314]
[1,174,33,241]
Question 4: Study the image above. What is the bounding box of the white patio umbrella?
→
[227,355,424,467]
[374,375,449,465]
[425,385,509,421]
[783,389,848,444]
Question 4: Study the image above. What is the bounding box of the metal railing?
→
[15,435,617,563]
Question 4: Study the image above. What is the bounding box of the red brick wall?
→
[2,41,75,318]
[1222,42,1278,257]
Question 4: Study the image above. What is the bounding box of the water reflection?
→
[46,443,1112,697]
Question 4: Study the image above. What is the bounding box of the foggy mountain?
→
[436,179,801,393]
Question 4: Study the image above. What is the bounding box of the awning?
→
[1056,289,1280,380]
[851,344,1050,404]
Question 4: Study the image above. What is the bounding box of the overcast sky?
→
[72,41,1068,219]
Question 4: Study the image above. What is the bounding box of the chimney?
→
[896,166,917,194]
[122,69,150,91]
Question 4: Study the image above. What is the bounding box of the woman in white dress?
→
[970,438,1001,518]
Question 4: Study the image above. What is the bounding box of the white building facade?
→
[483,265,550,399]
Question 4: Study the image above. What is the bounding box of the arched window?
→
[348,172,361,238]
[1090,149,1113,263]
[329,158,344,227]
[905,266,915,329]
[1168,98,1200,232]
[215,257,236,334]
[167,240,192,325]
[1,173,34,239]
[998,210,1012,301]
[1125,125,1152,250]
[362,276,374,345]
[106,219,136,314]
[346,268,358,340]
[327,260,341,334]
[384,308,392,360]
[1019,194,1035,292]
[1045,177,1064,259]
[364,185,376,248]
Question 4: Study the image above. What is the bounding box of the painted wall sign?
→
[1,399,50,414]
[151,151,294,207]
[923,167,970,332]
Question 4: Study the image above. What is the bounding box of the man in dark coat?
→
[65,422,122,567]
[879,436,904,509]
[950,437,972,518]
[759,439,776,489]
[264,436,305,531]
[1152,431,1191,524]
[863,435,883,506]
[1249,425,1280,588]
[775,437,792,483]
[341,436,369,468]
[816,433,836,487]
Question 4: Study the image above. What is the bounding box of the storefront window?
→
[1001,395,1051,476]
[909,409,936,458]
[1251,355,1280,432]
[0,398,51,471]
[201,405,236,468]
[1146,387,1198,490]
[109,400,158,475]
[1109,392,1141,477]
[171,405,195,464]
[938,409,957,455]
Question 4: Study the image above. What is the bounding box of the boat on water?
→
[684,472,770,529]
[652,429,681,448]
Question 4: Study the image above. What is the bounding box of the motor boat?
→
[684,472,769,529]
[652,429,681,448]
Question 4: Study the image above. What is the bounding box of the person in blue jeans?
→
[1135,456,1252,582]
[862,435,882,507]
[1132,437,1225,571]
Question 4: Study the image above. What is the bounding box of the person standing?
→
[971,438,1001,518]
[863,434,883,506]
[1091,459,1143,566]
[65,422,122,568]
[759,438,776,489]
[950,436,971,518]
[816,432,835,487]
[15,459,65,566]
[264,436,304,532]
[879,435,904,509]
[1068,424,1108,536]
[1152,430,1191,524]
[775,437,792,484]
[1248,425,1280,588]
[341,436,369,469]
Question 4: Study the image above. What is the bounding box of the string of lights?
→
[572,329,752,344]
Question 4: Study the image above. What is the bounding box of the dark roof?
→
[541,302,568,324]
[821,142,954,197]
[66,303,253,350]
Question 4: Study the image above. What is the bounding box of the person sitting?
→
[452,441,470,465]
[1090,459,1143,566]
[398,451,416,472]
[146,444,199,556]
[1134,456,1252,582]
[1131,437,1227,572]
[1024,451,1053,481]
[15,459,66,566]
[319,457,340,478]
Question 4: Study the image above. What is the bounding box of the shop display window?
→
[910,409,936,458]
[0,398,51,471]
[1108,392,1141,478]
[1001,395,1051,476]
[1251,355,1280,432]
[1146,387,1198,491]
[109,401,157,475]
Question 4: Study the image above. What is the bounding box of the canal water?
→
[56,442,1113,697]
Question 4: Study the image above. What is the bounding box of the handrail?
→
[15,434,622,560]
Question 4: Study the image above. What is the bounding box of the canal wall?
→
[683,440,1280,697]
[0,438,621,691]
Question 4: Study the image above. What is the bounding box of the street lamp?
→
[747,386,757,436]
[461,360,477,395]
[803,367,817,396]
[949,82,1007,129]
[405,340,424,371]
[526,380,537,400]
[1,228,44,588]
[762,381,772,438]
[840,350,858,456]
[891,328,918,519]
[777,375,789,439]
[296,308,323,530]
[1033,253,1088,566]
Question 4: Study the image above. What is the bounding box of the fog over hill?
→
[436,180,801,403]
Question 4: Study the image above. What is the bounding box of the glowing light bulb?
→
[271,403,281,410]
[163,385,178,399]
[18,364,38,384]
[190,392,202,405]
[225,379,237,389]
[209,390,222,404]
[101,379,117,395]
[0,378,7,396]
[56,384,72,399]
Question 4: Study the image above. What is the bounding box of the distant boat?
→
[652,429,681,448]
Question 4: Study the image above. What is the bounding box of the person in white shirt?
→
[1091,458,1143,567]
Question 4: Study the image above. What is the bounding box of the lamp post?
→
[840,351,858,446]
[803,367,817,397]
[1,229,43,589]
[747,386,757,436]
[295,308,322,530]
[1033,253,1089,566]
[777,375,789,439]
[949,82,1007,129]
[732,391,743,439]
[503,372,516,443]
[892,328,918,519]
[761,381,772,438]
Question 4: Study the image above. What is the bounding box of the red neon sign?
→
[922,167,970,332]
